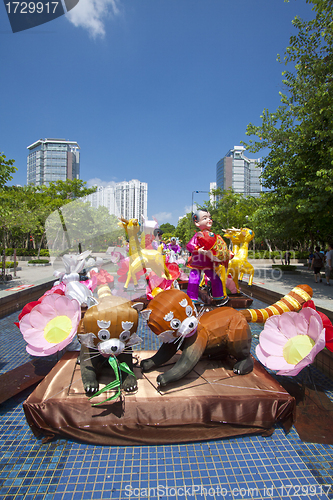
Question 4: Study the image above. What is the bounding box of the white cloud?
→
[66,0,121,38]
[184,205,192,215]
[86,177,116,188]
[152,212,172,224]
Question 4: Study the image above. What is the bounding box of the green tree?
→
[175,213,195,246]
[243,0,333,243]
[90,206,122,250]
[174,190,259,249]
[0,152,17,189]
[159,223,176,234]
[0,186,27,274]
[34,180,97,256]
[40,178,97,200]
[249,191,314,251]
[197,189,259,240]
[208,189,258,233]
[44,200,123,255]
[0,189,22,247]
[0,180,97,257]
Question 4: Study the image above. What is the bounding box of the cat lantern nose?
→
[177,316,198,338]
[98,338,125,357]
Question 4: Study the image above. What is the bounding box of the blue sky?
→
[1,0,314,226]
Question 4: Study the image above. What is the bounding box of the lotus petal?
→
[29,304,55,328]
[293,311,311,336]
[278,312,299,339]
[255,344,271,365]
[26,345,47,356]
[307,314,323,342]
[265,354,295,372]
[37,294,57,310]
[277,328,325,376]
[20,326,41,341]
[259,334,284,357]
[257,304,326,376]
[260,320,288,345]
[53,294,75,314]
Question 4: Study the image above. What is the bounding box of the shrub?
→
[272,265,297,271]
[294,251,309,260]
[4,261,18,268]
[0,248,50,257]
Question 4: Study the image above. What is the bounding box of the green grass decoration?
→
[89,356,136,406]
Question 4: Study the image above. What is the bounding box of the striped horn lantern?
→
[240,285,313,323]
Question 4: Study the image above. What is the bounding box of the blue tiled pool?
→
[1,299,333,500]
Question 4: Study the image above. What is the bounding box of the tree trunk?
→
[37,232,46,260]
[265,239,273,252]
[2,231,6,279]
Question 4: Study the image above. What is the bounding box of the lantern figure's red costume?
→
[186,210,229,306]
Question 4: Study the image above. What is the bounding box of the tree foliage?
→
[0,153,17,190]
[39,179,96,201]
[174,189,259,248]
[0,177,100,252]
[45,200,121,255]
[202,189,259,236]
[175,213,195,246]
[159,223,176,234]
[243,0,333,244]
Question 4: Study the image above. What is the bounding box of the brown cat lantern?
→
[140,286,313,387]
[77,285,143,394]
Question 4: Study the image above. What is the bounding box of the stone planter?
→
[6,256,49,261]
[271,265,301,274]
[27,263,51,267]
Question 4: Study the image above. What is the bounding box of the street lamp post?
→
[191,190,210,215]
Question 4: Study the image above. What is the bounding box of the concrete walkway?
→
[246,262,333,313]
[1,258,332,312]
[0,261,56,299]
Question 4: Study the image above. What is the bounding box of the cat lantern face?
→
[141,289,198,343]
[78,296,143,357]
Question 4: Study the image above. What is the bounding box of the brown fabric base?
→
[277,378,333,445]
[227,295,254,308]
[0,358,57,404]
[23,351,295,445]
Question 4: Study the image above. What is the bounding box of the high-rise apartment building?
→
[27,138,80,186]
[84,179,148,223]
[209,182,217,206]
[216,146,262,197]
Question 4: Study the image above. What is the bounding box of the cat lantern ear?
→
[77,332,96,348]
[141,309,152,321]
[132,302,144,312]
[159,330,176,343]
[87,296,99,308]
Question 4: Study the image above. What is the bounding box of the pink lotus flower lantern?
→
[19,294,81,356]
[256,308,326,376]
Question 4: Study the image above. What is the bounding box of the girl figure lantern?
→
[186,209,229,307]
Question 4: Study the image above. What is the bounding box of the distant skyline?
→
[1,0,314,225]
